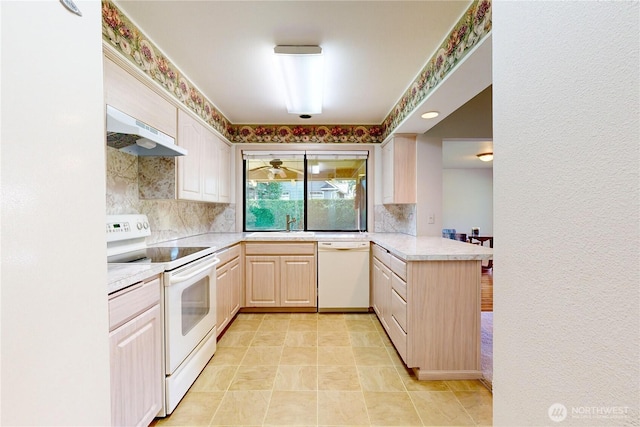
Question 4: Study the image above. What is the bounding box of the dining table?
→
[469,235,493,268]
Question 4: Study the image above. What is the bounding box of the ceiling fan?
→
[249,159,303,180]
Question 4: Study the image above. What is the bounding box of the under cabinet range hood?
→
[106,105,187,156]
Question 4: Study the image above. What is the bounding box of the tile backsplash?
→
[106,147,235,244]
[374,204,416,236]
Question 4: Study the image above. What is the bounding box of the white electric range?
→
[107,214,220,416]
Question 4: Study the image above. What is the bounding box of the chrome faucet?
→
[285,214,297,231]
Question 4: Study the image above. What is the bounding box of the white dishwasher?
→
[318,241,370,312]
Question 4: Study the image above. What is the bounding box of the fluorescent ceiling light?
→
[274,45,323,115]
[477,152,494,162]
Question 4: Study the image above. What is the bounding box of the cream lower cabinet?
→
[216,245,243,336]
[245,243,316,308]
[371,243,481,380]
[108,276,162,427]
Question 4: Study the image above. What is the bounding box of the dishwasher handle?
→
[318,241,370,251]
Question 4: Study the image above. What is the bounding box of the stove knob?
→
[143,221,149,229]
[137,222,143,230]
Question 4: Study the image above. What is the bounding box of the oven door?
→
[164,253,220,374]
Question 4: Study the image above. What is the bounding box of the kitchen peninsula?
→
[108,233,491,381]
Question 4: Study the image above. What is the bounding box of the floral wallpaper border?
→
[102,0,490,144]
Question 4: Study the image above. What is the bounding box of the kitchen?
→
[105,0,496,422]
[1,1,637,427]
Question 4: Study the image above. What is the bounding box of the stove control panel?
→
[106,214,151,242]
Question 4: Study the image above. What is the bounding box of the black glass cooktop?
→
[108,247,210,264]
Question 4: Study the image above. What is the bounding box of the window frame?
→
[241,149,370,233]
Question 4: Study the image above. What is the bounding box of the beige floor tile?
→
[288,319,318,331]
[216,330,255,347]
[378,330,394,347]
[191,365,238,392]
[349,331,385,347]
[228,365,278,390]
[290,312,319,320]
[345,318,378,332]
[209,390,271,425]
[317,330,350,346]
[318,365,361,391]
[363,391,422,426]
[208,347,247,366]
[353,346,394,366]
[251,330,287,346]
[281,346,318,365]
[385,345,406,366]
[227,318,262,332]
[235,313,265,320]
[317,346,355,365]
[264,390,318,425]
[154,392,223,426]
[274,365,318,391]
[357,366,405,392]
[409,391,475,426]
[395,366,450,391]
[241,346,283,366]
[318,317,348,332]
[343,313,375,321]
[318,391,370,425]
[285,330,318,347]
[445,379,487,391]
[259,319,291,331]
[454,389,493,426]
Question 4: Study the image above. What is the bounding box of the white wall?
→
[1,1,111,425]
[443,168,493,237]
[415,135,443,236]
[493,1,639,425]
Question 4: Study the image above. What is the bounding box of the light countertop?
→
[108,232,492,293]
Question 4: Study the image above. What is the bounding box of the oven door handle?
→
[169,257,221,285]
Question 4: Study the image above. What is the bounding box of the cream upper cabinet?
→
[177,109,231,203]
[103,57,177,138]
[244,243,316,308]
[381,135,416,204]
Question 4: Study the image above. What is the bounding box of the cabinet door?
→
[216,262,230,336]
[381,135,416,204]
[382,141,394,204]
[104,57,177,137]
[177,110,202,200]
[110,304,162,427]
[202,129,219,202]
[280,256,316,307]
[245,256,279,306]
[229,257,242,316]
[372,257,391,331]
[217,138,231,203]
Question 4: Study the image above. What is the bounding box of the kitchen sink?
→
[247,231,315,238]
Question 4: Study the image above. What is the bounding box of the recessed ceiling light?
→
[421,111,439,119]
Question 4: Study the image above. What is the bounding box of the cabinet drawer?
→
[391,288,407,333]
[388,315,408,363]
[245,243,315,256]
[109,276,160,331]
[391,272,407,301]
[390,255,406,281]
[372,244,391,266]
[217,245,241,266]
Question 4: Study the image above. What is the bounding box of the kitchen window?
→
[243,151,367,232]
